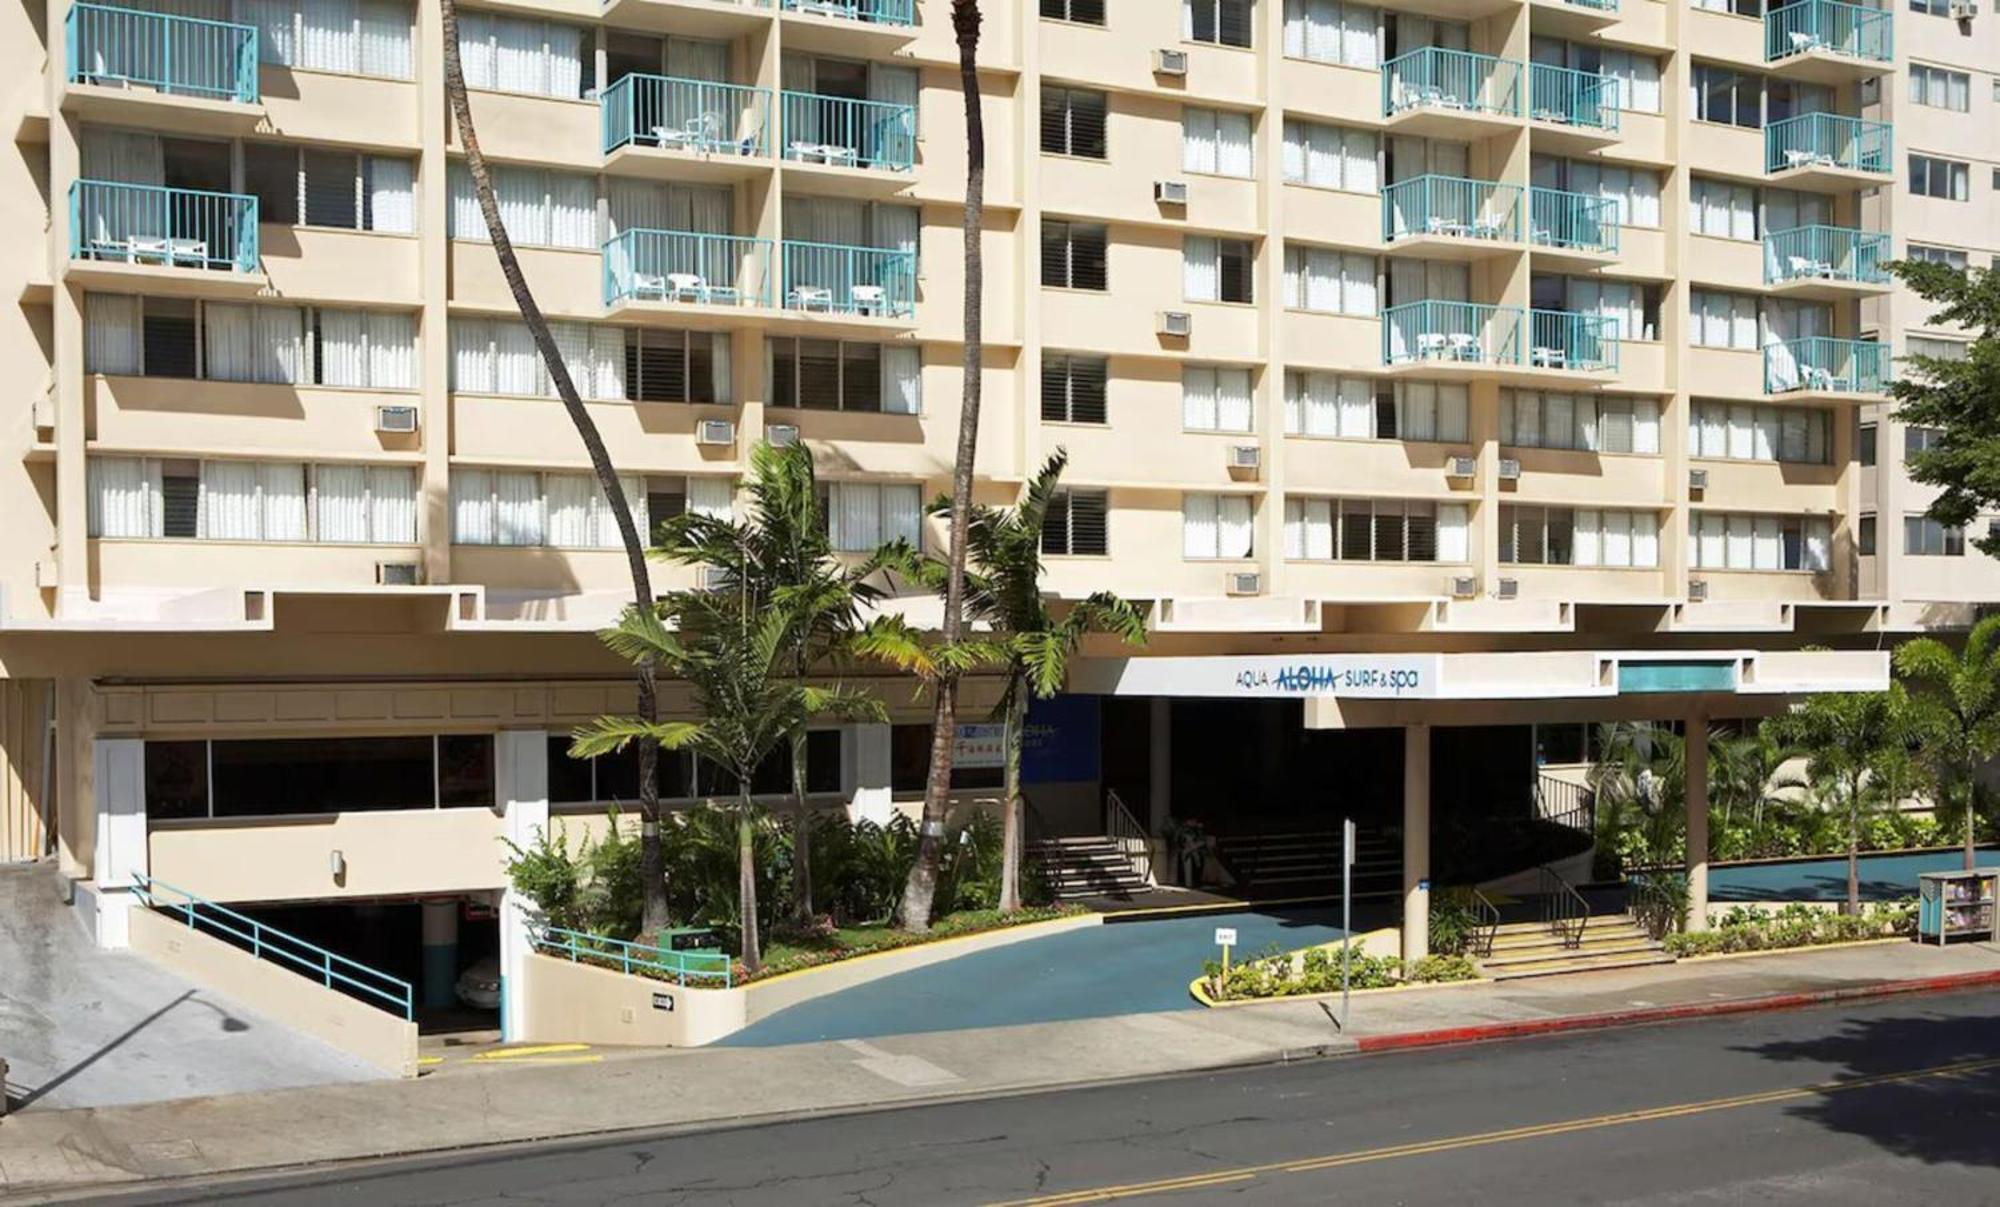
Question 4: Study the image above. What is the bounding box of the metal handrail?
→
[129,871,414,1019]
[779,91,917,171]
[781,0,917,26]
[66,2,260,104]
[1105,788,1152,883]
[69,178,259,273]
[1468,886,1502,958]
[532,925,734,988]
[1538,863,1590,949]
[1535,771,1596,834]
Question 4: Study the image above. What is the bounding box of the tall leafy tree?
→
[1707,725,1805,859]
[1886,259,2000,554]
[1894,614,2000,869]
[1768,687,1919,914]
[439,0,669,931]
[896,0,987,932]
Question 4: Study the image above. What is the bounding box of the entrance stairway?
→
[1214,829,1400,898]
[1029,835,1151,902]
[1476,913,1673,980]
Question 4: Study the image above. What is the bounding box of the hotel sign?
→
[1069,654,1443,700]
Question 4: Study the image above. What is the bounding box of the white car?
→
[455,956,501,1010]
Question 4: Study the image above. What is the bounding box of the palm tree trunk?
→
[998,682,1027,913]
[738,788,762,973]
[1847,776,1861,916]
[789,727,814,924]
[439,0,668,935]
[896,0,983,934]
[1964,773,1977,872]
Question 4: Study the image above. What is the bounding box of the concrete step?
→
[1485,951,1677,981]
[1479,939,1666,969]
[1486,922,1651,951]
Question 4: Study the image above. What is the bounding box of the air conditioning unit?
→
[1225,570,1262,596]
[1449,575,1478,599]
[374,404,419,434]
[765,423,800,448]
[696,418,736,446]
[1227,444,1261,471]
[1688,579,1710,602]
[1157,310,1192,337]
[1153,48,1189,75]
[1947,0,1976,18]
[698,564,733,592]
[1495,577,1519,600]
[1689,468,1709,492]
[1447,455,1477,478]
[1154,179,1189,205]
[1497,457,1522,481]
[375,560,422,587]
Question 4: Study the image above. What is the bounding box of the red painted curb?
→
[1353,969,2000,1054]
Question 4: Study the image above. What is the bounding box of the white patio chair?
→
[1788,31,1820,53]
[633,272,668,300]
[850,284,886,314]
[789,284,834,312]
[129,235,209,266]
[1416,332,1450,360]
[665,272,707,302]
[1447,332,1482,362]
[820,143,860,168]
[789,141,828,163]
[1532,345,1567,369]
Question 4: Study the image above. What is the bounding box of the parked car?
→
[455,956,501,1010]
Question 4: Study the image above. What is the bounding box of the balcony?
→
[1530,186,1619,267]
[69,179,260,288]
[600,74,771,183]
[64,3,261,130]
[1528,309,1619,373]
[1765,0,1894,85]
[1381,48,1522,138]
[1763,224,1891,298]
[598,0,773,40]
[602,229,773,310]
[1764,336,1890,397]
[1529,0,1621,37]
[779,92,917,189]
[1383,301,1616,377]
[1765,112,1891,190]
[779,0,918,55]
[1528,63,1619,152]
[780,241,916,322]
[1381,175,1523,258]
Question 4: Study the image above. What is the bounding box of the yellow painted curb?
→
[1671,937,1908,964]
[470,1043,591,1061]
[744,910,1101,988]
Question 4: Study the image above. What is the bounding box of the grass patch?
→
[742,904,1089,983]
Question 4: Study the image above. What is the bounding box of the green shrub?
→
[1663,898,1917,957]
[1201,943,1479,1001]
[1427,889,1482,957]
[1408,954,1478,983]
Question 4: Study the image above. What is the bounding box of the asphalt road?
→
[107,988,2000,1206]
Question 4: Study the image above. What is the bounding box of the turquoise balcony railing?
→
[1382,175,1522,243]
[1382,48,1522,120]
[1559,0,1619,11]
[1764,224,1890,286]
[1384,300,1522,367]
[602,229,772,308]
[781,0,916,25]
[1528,308,1619,372]
[70,179,258,272]
[601,73,769,157]
[1766,0,1892,66]
[1529,62,1619,133]
[1530,186,1620,254]
[534,926,733,988]
[781,241,916,317]
[1765,336,1890,394]
[67,3,258,103]
[1765,111,1891,175]
[780,92,916,171]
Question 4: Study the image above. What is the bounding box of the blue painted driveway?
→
[1709,845,1999,903]
[722,906,1362,1047]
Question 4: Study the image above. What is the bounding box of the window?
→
[452,468,672,549]
[1903,515,1964,556]
[1858,514,1876,556]
[454,11,590,99]
[239,0,412,79]
[1555,275,1659,341]
[1042,354,1108,424]
[1688,401,1831,463]
[1691,64,1763,128]
[1282,244,1376,316]
[768,338,919,413]
[1040,87,1107,159]
[825,482,923,552]
[1906,335,1971,362]
[1906,425,1945,456]
[631,326,731,405]
[1537,156,1662,227]
[1909,65,1972,111]
[1502,506,1661,567]
[1599,48,1663,114]
[311,309,418,389]
[1182,493,1255,558]
[1285,374,1467,442]
[1502,392,1662,454]
[1284,498,1469,563]
[1282,120,1379,192]
[449,164,596,249]
[1859,421,1877,466]
[1186,0,1255,47]
[1184,108,1255,176]
[1906,244,1970,270]
[452,318,634,402]
[1910,155,1970,201]
[1695,0,1764,17]
[640,475,733,541]
[1282,0,1379,68]
[890,723,999,792]
[1185,236,1254,303]
[1183,365,1254,432]
[1040,0,1105,21]
[243,144,416,233]
[84,294,416,388]
[1689,178,1758,240]
[88,457,417,543]
[147,734,496,819]
[1042,221,1109,290]
[1042,489,1110,555]
[1689,512,1833,570]
[1910,0,1950,13]
[1690,290,1760,350]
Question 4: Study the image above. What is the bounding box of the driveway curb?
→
[1352,968,2000,1054]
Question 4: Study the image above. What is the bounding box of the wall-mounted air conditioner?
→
[1688,579,1710,602]
[696,418,736,446]
[765,423,800,448]
[1227,444,1261,471]
[1226,570,1262,596]
[1449,575,1478,599]
[1947,0,1976,18]
[1154,179,1189,205]
[375,561,421,587]
[1154,48,1189,75]
[1157,310,1192,337]
[1495,577,1519,600]
[1689,468,1709,492]
[1447,455,1477,478]
[1497,458,1522,481]
[374,404,419,434]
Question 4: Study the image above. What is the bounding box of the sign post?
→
[1214,925,1237,985]
[1341,818,1355,1030]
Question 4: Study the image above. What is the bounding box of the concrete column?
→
[846,723,892,826]
[90,737,145,948]
[496,729,548,1041]
[1402,723,1431,964]
[420,898,460,1009]
[1148,698,1172,839]
[1685,715,1710,932]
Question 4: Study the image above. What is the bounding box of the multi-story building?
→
[7,0,1981,1037]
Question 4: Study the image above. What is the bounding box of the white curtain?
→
[452,469,493,545]
[357,0,411,78]
[490,166,548,246]
[1753,515,1782,571]
[494,321,540,395]
[590,326,626,402]
[369,466,416,542]
[1437,503,1469,562]
[1184,237,1219,302]
[882,484,923,546]
[1184,108,1219,174]
[81,129,164,186]
[85,293,142,375]
[549,174,596,250]
[451,320,495,394]
[689,476,735,520]
[545,474,596,547]
[367,311,417,388]
[881,345,920,414]
[315,463,370,542]
[1337,376,1373,437]
[1217,495,1253,558]
[1182,494,1218,558]
[495,470,542,546]
[491,15,545,95]
[88,456,160,538]
[1183,366,1218,430]
[1216,367,1252,433]
[299,0,360,74]
[201,461,260,540]
[257,306,305,384]
[365,156,415,233]
[317,308,367,386]
[1401,381,1439,442]
[448,166,485,240]
[1573,508,1603,567]
[236,0,296,66]
[830,482,882,551]
[262,461,308,541]
[204,303,255,382]
[1804,518,1830,572]
[1285,498,1335,561]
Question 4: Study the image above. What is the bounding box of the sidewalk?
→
[3,939,1997,1201]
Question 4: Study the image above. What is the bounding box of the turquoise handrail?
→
[1763,224,1890,286]
[600,73,770,157]
[602,228,773,308]
[1766,0,1892,65]
[1530,62,1619,132]
[130,871,414,1019]
[1529,308,1619,372]
[69,178,258,273]
[781,240,917,317]
[779,91,916,171]
[66,2,258,104]
[781,0,916,26]
[1382,47,1522,120]
[533,925,734,987]
[1383,300,1522,367]
[1765,111,1891,175]
[1382,174,1523,244]
[1764,336,1891,394]
[1530,186,1620,254]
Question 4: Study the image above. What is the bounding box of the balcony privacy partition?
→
[1765,112,1891,175]
[1764,336,1890,394]
[781,0,916,25]
[1382,48,1522,120]
[1763,224,1890,286]
[601,74,769,157]
[1529,62,1619,132]
[780,93,917,171]
[70,179,258,272]
[603,229,772,308]
[1384,301,1616,372]
[1382,175,1522,243]
[66,3,259,104]
[1765,0,1893,66]
[781,241,916,317]
[1530,186,1619,254]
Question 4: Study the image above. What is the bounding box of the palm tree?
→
[438,0,669,931]
[889,452,1146,911]
[572,591,881,972]
[895,0,987,933]
[1895,614,2000,870]
[1589,721,1687,869]
[1707,725,1805,859]
[1768,687,1918,914]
